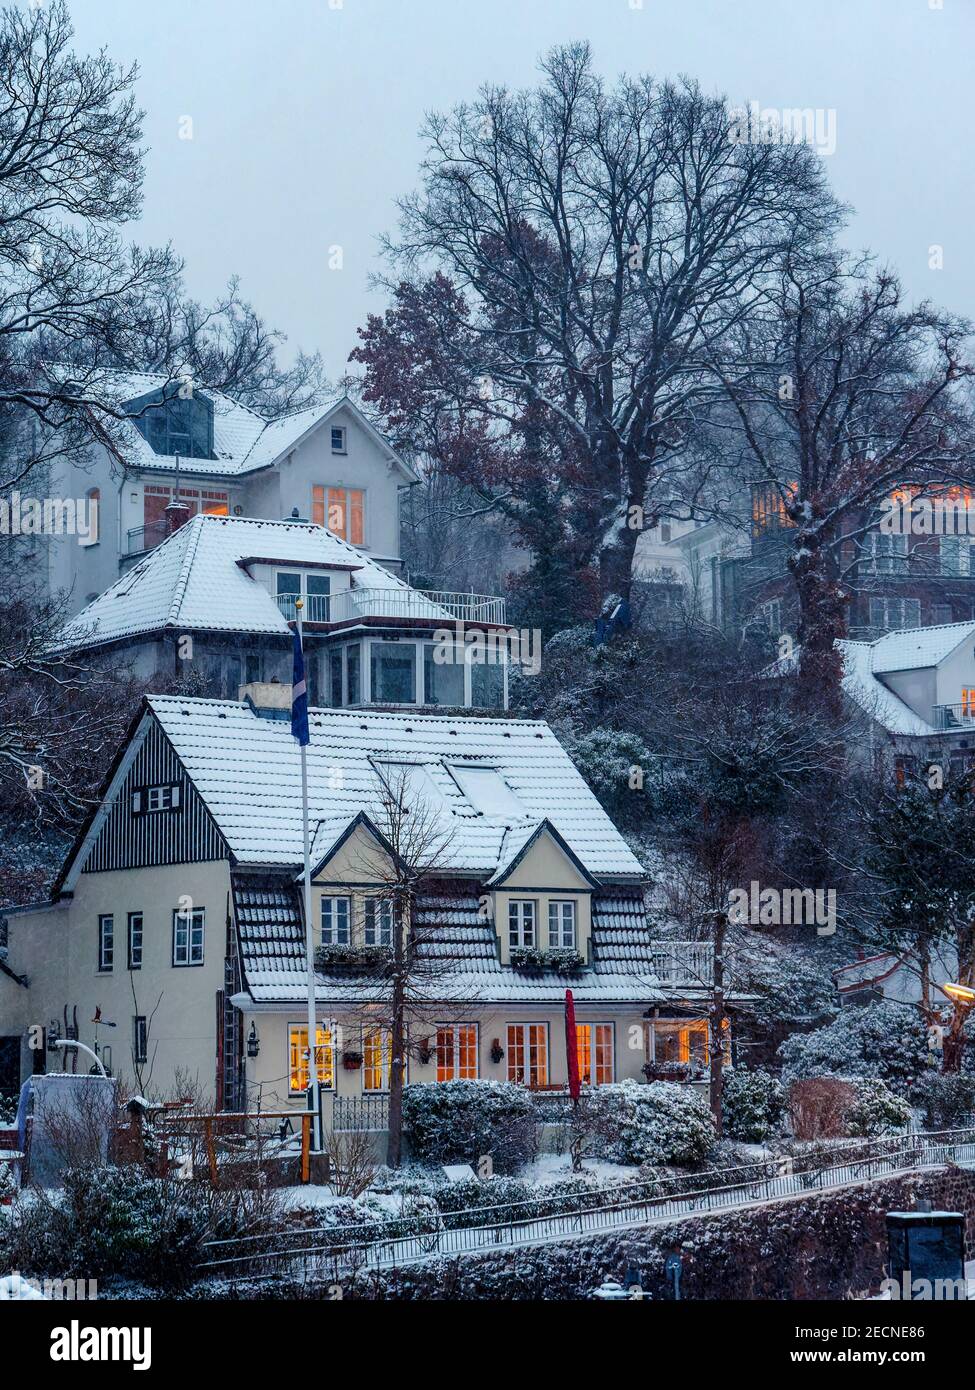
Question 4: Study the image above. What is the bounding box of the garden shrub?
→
[585,1080,715,1166]
[778,1002,928,1092]
[911,1072,975,1129]
[843,1079,912,1137]
[402,1080,537,1174]
[721,1069,785,1142]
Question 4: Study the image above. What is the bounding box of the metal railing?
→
[332,1095,389,1132]
[649,940,717,986]
[197,1127,975,1280]
[933,703,975,731]
[275,592,331,623]
[126,520,169,555]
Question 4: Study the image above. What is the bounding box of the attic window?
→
[125,384,215,460]
[132,784,181,814]
[330,426,347,454]
[449,765,526,818]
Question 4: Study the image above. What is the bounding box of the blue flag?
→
[291,626,309,746]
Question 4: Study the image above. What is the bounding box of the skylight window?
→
[449,765,527,818]
[371,761,446,817]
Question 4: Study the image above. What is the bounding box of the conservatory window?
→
[288,1023,335,1093]
[423,641,465,706]
[370,641,416,704]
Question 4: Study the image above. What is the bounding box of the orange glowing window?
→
[313,486,364,545]
[751,484,797,537]
[963,690,975,718]
[288,1023,335,1094]
[362,1028,392,1092]
[575,1023,614,1086]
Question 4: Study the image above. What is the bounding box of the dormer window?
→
[508,900,536,948]
[126,385,215,460]
[275,570,331,623]
[330,426,347,454]
[548,901,576,949]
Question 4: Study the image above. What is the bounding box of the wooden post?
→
[301,1113,311,1183]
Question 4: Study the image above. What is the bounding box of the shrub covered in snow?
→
[562,727,653,824]
[721,1069,785,1142]
[402,1080,537,1173]
[778,1002,928,1092]
[0,1164,212,1289]
[844,1079,912,1137]
[586,1080,715,1166]
[912,1072,975,1129]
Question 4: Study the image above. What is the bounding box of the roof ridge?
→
[166,517,207,627]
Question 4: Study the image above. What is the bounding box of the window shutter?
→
[170,784,181,808]
[131,791,142,814]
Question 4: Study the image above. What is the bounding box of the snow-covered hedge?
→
[586,1080,715,1166]
[402,1080,537,1173]
[721,1069,785,1142]
[844,1079,912,1136]
[778,1002,928,1092]
[912,1072,975,1129]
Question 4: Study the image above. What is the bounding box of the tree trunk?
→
[790,530,848,718]
[709,914,726,1136]
[385,894,408,1167]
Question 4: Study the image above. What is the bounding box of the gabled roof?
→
[141,696,646,881]
[485,819,601,888]
[836,640,936,736]
[59,513,444,649]
[304,811,402,881]
[42,365,417,481]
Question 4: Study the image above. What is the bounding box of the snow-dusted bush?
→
[778,1002,928,1092]
[562,727,652,823]
[0,1164,211,1289]
[912,1073,975,1129]
[402,1080,537,1173]
[844,1079,912,1137]
[586,1080,715,1166]
[721,1069,785,1142]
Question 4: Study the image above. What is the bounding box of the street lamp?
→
[943,982,975,1006]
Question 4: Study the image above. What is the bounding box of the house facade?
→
[60,512,510,708]
[3,695,728,1115]
[32,368,417,614]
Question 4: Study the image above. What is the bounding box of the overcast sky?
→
[71,0,974,381]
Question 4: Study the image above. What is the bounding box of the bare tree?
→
[355,43,839,616]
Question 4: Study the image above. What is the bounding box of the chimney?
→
[239,679,291,721]
[165,499,192,535]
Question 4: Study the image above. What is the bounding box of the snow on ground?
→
[519,1153,641,1185]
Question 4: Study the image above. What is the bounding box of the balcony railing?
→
[126,520,169,555]
[933,703,975,731]
[276,587,506,628]
[649,940,716,987]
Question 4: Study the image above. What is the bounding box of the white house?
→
[59,512,510,708]
[3,694,730,1115]
[31,367,417,613]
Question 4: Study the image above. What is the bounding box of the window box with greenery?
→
[509,945,585,974]
[342,1050,363,1071]
[315,943,392,972]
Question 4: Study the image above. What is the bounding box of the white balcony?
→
[275,587,506,627]
[649,941,716,988]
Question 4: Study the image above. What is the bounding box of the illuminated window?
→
[548,901,576,949]
[313,486,364,545]
[363,898,393,946]
[751,484,797,537]
[575,1023,614,1086]
[362,1028,392,1092]
[436,1023,478,1082]
[321,896,351,944]
[647,1019,730,1069]
[288,1023,335,1093]
[506,1023,548,1088]
[963,689,975,718]
[508,900,536,949]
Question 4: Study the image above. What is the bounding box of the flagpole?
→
[296,599,321,1152]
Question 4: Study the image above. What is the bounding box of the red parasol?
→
[564,988,581,1101]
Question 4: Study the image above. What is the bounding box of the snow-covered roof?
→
[42,365,414,480]
[233,875,662,1005]
[869,622,975,673]
[837,640,936,736]
[145,695,646,881]
[59,513,446,648]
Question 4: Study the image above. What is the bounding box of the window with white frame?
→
[865,533,908,575]
[98,914,114,972]
[363,897,393,946]
[321,896,351,944]
[131,784,180,814]
[128,912,143,970]
[288,1022,335,1093]
[940,537,975,577]
[330,426,347,454]
[548,901,576,949]
[506,1023,548,1087]
[172,907,204,966]
[508,900,536,949]
[363,1027,392,1092]
[436,1023,478,1081]
[575,1023,614,1085]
